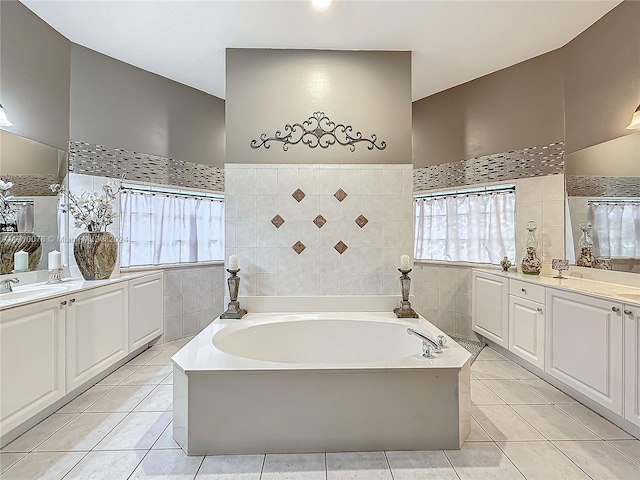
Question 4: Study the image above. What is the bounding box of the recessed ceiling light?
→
[312,0,334,11]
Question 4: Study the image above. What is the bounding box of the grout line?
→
[605,440,640,466]
[260,452,267,479]
[492,441,530,480]
[126,448,153,480]
[383,451,395,480]
[547,439,596,480]
[191,455,205,480]
[441,447,463,480]
[0,412,81,454]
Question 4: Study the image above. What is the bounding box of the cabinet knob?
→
[521,288,527,293]
[59,300,67,308]
[624,309,633,316]
[611,306,620,313]
[537,307,543,313]
[69,298,76,305]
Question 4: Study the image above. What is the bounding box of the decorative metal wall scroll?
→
[250,112,387,152]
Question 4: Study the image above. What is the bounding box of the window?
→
[414,186,516,264]
[588,199,640,258]
[120,184,224,267]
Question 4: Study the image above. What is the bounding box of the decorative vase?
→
[0,232,42,274]
[500,256,512,272]
[576,221,594,268]
[521,221,541,275]
[73,231,117,280]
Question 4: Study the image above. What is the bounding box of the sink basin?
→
[615,292,640,302]
[0,284,69,302]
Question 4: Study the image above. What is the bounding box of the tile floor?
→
[1,342,639,479]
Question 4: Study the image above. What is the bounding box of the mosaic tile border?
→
[2,174,62,196]
[68,141,224,192]
[413,142,565,192]
[566,175,640,197]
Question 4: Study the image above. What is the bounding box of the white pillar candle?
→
[48,250,62,270]
[229,255,239,270]
[14,250,28,271]
[400,254,410,270]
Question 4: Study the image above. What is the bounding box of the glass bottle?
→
[521,221,541,275]
[577,221,594,267]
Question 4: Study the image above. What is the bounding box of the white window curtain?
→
[588,200,640,258]
[120,190,224,267]
[414,190,516,264]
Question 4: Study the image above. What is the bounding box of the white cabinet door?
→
[624,304,640,427]
[129,273,164,351]
[0,297,66,433]
[472,271,509,347]
[66,283,128,391]
[509,296,544,369]
[546,288,624,415]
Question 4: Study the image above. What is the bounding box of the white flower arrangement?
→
[0,179,17,225]
[50,179,121,232]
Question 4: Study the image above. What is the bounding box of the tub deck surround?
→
[172,308,471,455]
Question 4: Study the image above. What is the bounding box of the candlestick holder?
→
[394,268,419,319]
[47,268,63,284]
[220,268,247,319]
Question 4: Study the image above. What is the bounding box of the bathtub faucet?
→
[407,328,447,359]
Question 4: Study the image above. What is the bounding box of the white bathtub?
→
[172,308,471,455]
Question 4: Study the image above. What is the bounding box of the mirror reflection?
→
[565,132,640,274]
[0,130,67,272]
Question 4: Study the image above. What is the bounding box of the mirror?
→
[565,132,640,274]
[0,130,67,272]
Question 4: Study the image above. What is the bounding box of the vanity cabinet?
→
[0,298,66,434]
[472,271,509,347]
[509,282,545,369]
[624,304,640,427]
[546,288,624,415]
[66,283,129,391]
[129,273,163,351]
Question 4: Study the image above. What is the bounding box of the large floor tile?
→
[470,361,515,380]
[444,442,525,480]
[262,453,326,480]
[557,403,635,440]
[326,452,392,480]
[471,380,504,405]
[476,348,507,361]
[151,423,181,450]
[1,414,77,453]
[520,379,577,404]
[144,350,175,366]
[497,441,590,480]
[85,385,155,413]
[481,379,549,404]
[471,405,545,441]
[97,365,141,386]
[0,453,26,474]
[466,419,492,442]
[554,440,640,480]
[511,405,599,441]
[57,385,114,414]
[129,449,203,480]
[134,385,173,412]
[607,440,640,464]
[127,348,162,366]
[120,365,172,385]
[63,450,146,479]
[491,361,539,379]
[35,413,126,451]
[0,451,86,480]
[195,454,264,479]
[386,450,457,480]
[94,411,172,450]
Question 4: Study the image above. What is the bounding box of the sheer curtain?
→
[414,191,516,264]
[120,190,224,267]
[588,200,640,258]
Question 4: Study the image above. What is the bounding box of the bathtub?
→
[172,305,471,455]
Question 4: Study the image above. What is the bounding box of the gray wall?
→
[226,49,412,164]
[70,44,225,167]
[0,0,70,151]
[412,50,565,168]
[565,131,640,177]
[564,0,640,155]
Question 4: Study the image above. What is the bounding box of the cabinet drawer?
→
[510,279,545,304]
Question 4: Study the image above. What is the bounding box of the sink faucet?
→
[0,278,19,294]
[407,328,448,358]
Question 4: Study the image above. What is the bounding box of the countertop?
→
[0,271,162,311]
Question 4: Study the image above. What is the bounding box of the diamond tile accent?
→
[292,241,306,254]
[334,188,348,202]
[292,188,306,202]
[355,214,368,228]
[313,215,327,228]
[271,214,285,228]
[334,241,348,254]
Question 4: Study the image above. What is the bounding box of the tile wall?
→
[225,164,414,296]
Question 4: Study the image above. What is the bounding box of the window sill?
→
[121,260,225,273]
